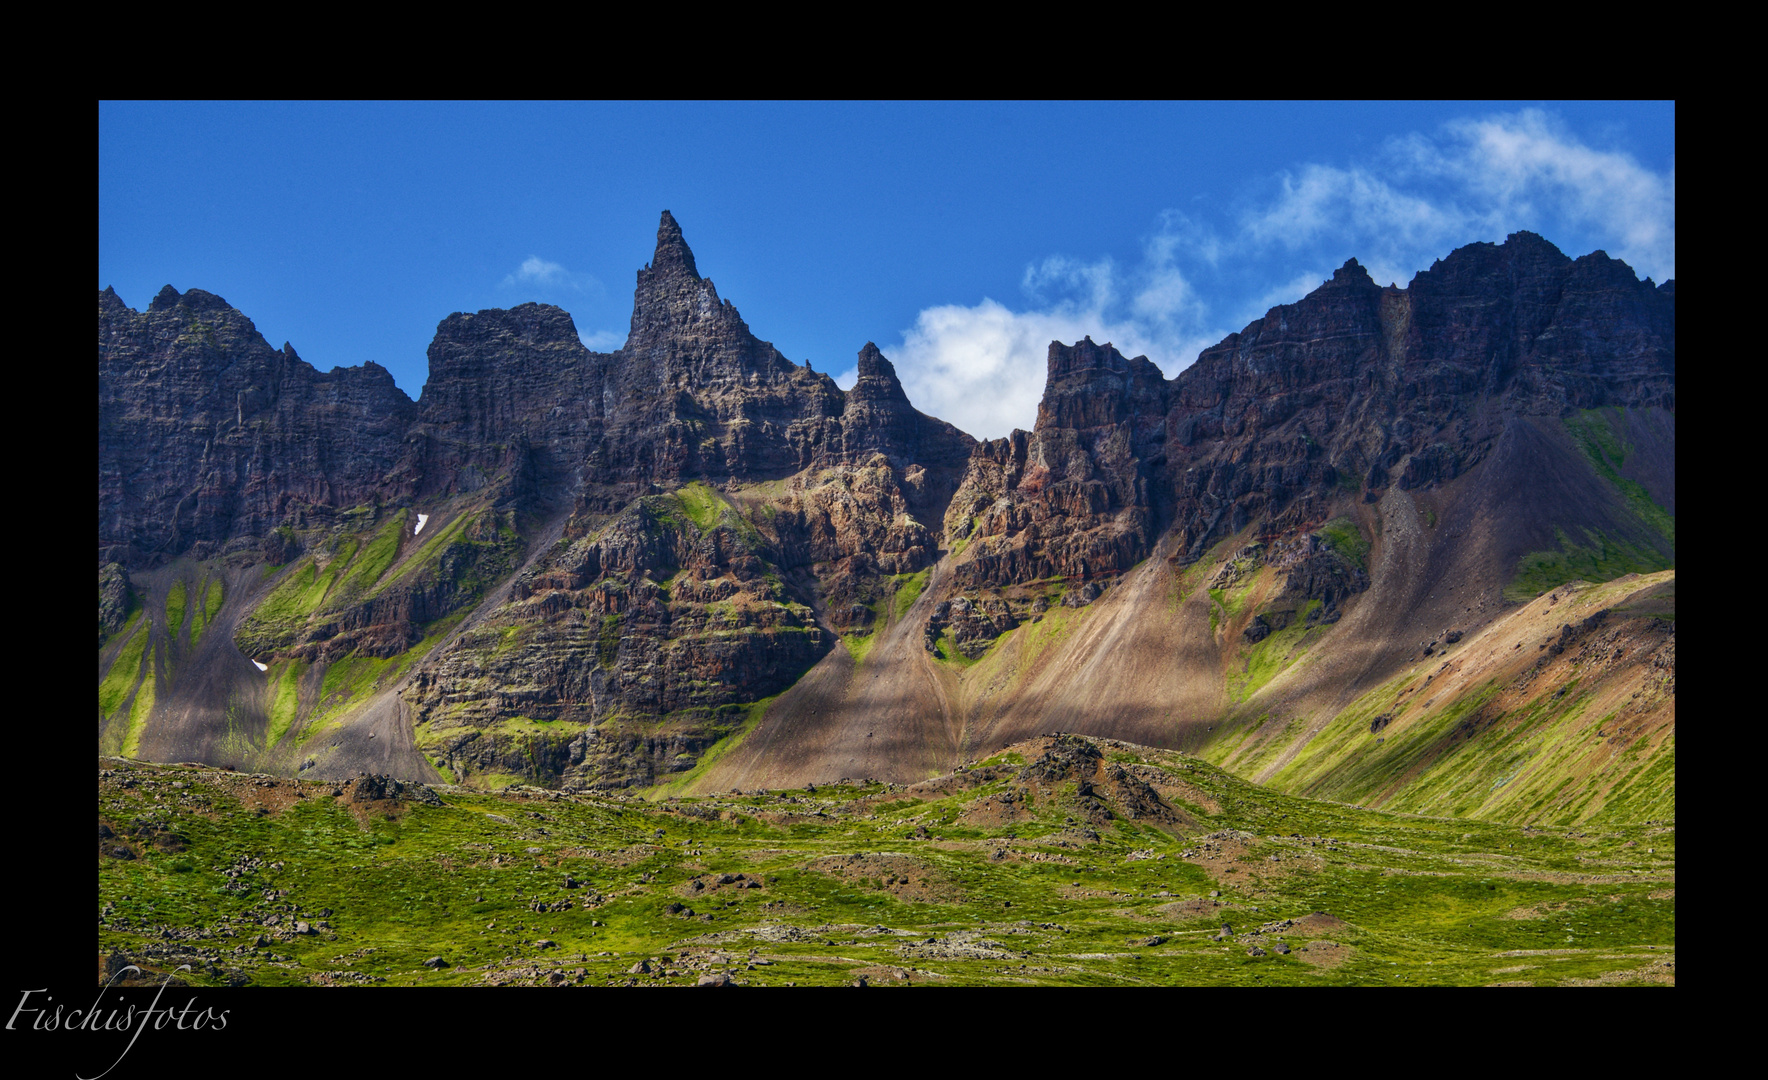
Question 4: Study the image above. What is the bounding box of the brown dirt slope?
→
[690,404,1673,826]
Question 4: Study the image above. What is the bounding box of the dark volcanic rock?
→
[943,234,1676,597]
[99,563,134,646]
[97,218,1674,793]
[347,773,443,805]
[414,302,611,509]
[946,337,1166,590]
[98,214,975,569]
[99,286,419,567]
[594,210,848,490]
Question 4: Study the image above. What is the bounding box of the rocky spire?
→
[1326,258,1376,289]
[650,210,699,280]
[1037,337,1168,431]
[849,342,909,403]
[626,210,733,351]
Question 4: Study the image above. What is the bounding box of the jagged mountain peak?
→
[649,209,700,281]
[144,284,237,317]
[1326,257,1376,289]
[851,342,909,403]
[627,211,754,351]
[98,217,1673,822]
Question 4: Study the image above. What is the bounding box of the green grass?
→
[239,508,513,660]
[288,611,466,746]
[122,659,156,758]
[191,577,224,648]
[892,569,930,619]
[165,580,188,643]
[301,654,393,742]
[1230,607,1321,703]
[264,661,307,749]
[1316,517,1369,571]
[841,631,879,666]
[1564,409,1676,547]
[95,738,1675,988]
[933,627,987,667]
[649,695,781,799]
[241,556,341,637]
[100,615,150,720]
[674,482,724,532]
[336,512,408,598]
[378,512,473,593]
[1207,579,1256,623]
[1504,528,1672,601]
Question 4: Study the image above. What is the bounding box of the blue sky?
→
[99,101,1674,440]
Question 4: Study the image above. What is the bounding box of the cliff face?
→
[98,213,978,788]
[99,286,419,566]
[98,219,1674,814]
[412,302,610,507]
[944,234,1675,598]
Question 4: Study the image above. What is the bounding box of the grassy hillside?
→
[97,733,1674,988]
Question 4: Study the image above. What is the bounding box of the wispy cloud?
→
[498,256,622,352]
[504,256,568,287]
[1421,110,1674,279]
[867,108,1674,440]
[578,328,625,352]
[499,255,606,297]
[1241,108,1674,285]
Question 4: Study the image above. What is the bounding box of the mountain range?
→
[98,211,1675,827]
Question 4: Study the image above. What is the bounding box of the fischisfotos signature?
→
[6,966,229,1079]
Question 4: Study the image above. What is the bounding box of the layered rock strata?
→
[98,219,1674,795]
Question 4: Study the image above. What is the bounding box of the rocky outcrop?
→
[98,217,1674,794]
[99,213,974,569]
[924,594,1018,659]
[945,336,1166,590]
[99,563,135,646]
[99,286,419,567]
[405,487,830,789]
[412,302,610,508]
[944,234,1676,602]
[586,211,846,496]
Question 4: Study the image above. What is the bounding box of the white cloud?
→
[502,256,566,289]
[578,329,625,352]
[1239,108,1674,282]
[1428,110,1674,279]
[873,108,1673,442]
[875,250,1227,441]
[499,256,606,297]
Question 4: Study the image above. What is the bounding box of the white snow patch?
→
[415,513,429,535]
[252,659,268,672]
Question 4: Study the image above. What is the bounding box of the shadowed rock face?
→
[99,212,978,569]
[945,234,1676,590]
[413,302,610,508]
[98,219,1674,796]
[98,286,419,567]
